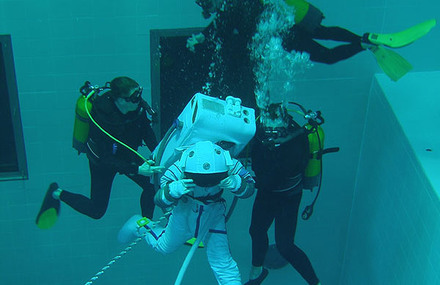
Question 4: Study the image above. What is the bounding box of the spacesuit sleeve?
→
[229,159,255,199]
[154,163,182,208]
[154,183,178,208]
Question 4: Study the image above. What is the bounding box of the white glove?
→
[218,174,242,192]
[138,160,165,176]
[168,179,195,199]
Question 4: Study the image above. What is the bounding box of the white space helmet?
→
[182,141,231,174]
[180,141,233,187]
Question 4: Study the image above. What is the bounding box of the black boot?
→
[244,268,269,285]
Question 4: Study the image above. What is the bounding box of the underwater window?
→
[0,35,28,181]
[150,27,209,138]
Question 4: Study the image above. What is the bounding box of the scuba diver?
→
[118,141,255,285]
[190,0,435,105]
[36,76,164,229]
[245,103,321,285]
[196,0,371,63]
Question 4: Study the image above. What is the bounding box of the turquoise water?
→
[0,0,440,284]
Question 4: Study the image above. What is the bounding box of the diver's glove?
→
[138,160,165,176]
[219,174,242,192]
[186,33,205,52]
[169,179,195,199]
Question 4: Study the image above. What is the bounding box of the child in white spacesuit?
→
[119,141,255,285]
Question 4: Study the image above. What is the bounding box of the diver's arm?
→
[87,98,143,175]
[155,179,195,207]
[109,159,139,175]
[141,114,158,151]
[231,177,255,199]
[91,152,139,175]
[154,183,178,208]
[226,159,256,199]
[86,130,140,175]
[189,3,235,52]
[154,163,185,207]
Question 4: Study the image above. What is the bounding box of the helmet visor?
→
[184,171,228,187]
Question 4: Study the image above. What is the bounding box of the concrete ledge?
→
[376,71,440,198]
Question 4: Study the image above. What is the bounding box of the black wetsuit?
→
[60,93,158,219]
[249,128,320,285]
[283,25,364,64]
[198,0,364,108]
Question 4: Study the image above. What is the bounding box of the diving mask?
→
[121,86,143,104]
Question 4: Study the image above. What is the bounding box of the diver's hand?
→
[219,174,242,192]
[186,33,205,52]
[169,179,195,199]
[138,160,165,176]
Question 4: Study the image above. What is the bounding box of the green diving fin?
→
[367,19,436,48]
[185,237,205,248]
[369,45,412,82]
[36,183,60,229]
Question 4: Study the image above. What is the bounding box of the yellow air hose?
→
[83,90,149,163]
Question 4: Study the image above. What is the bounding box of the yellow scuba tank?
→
[72,95,93,154]
[303,124,324,190]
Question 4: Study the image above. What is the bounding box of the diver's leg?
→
[313,25,362,43]
[59,161,116,219]
[127,173,155,219]
[305,39,364,64]
[283,26,364,64]
[249,191,276,266]
[247,191,276,282]
[274,192,320,285]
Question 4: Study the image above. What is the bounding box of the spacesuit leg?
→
[145,202,193,254]
[205,205,241,285]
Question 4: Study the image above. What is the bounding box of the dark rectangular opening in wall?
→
[0,35,28,181]
[150,28,210,138]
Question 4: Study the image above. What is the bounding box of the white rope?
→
[174,234,206,285]
[83,214,170,285]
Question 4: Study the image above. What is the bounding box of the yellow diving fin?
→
[367,19,436,48]
[369,45,413,82]
[36,183,60,229]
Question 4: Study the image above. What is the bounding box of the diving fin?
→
[367,19,436,48]
[185,237,205,248]
[36,183,60,229]
[369,45,412,82]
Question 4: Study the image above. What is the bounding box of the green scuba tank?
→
[284,0,310,24]
[303,124,324,190]
[72,95,93,154]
